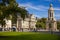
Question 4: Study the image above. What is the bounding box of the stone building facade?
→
[0,14,37,31]
[17,14,37,31]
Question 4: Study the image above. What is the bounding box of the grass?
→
[0,32,60,40]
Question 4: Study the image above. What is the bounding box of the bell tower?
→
[48,4,54,21]
[46,4,57,31]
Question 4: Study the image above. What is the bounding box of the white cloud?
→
[18,3,48,11]
[54,8,60,10]
[35,15,41,18]
[55,14,60,17]
[18,3,60,11]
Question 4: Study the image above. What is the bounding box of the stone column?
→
[16,20,18,32]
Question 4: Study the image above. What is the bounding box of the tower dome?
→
[50,4,53,7]
[49,4,54,11]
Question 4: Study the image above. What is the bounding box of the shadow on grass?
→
[0,34,60,40]
[57,35,60,40]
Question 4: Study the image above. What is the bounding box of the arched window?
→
[50,12,51,17]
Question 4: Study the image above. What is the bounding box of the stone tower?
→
[46,4,57,31]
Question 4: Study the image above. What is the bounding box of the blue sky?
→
[16,0,60,20]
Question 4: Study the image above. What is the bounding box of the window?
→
[50,12,51,17]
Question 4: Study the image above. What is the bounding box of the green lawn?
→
[0,32,60,40]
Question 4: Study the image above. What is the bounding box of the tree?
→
[5,0,28,24]
[0,0,28,28]
[57,21,60,29]
[0,0,6,28]
[36,18,47,29]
